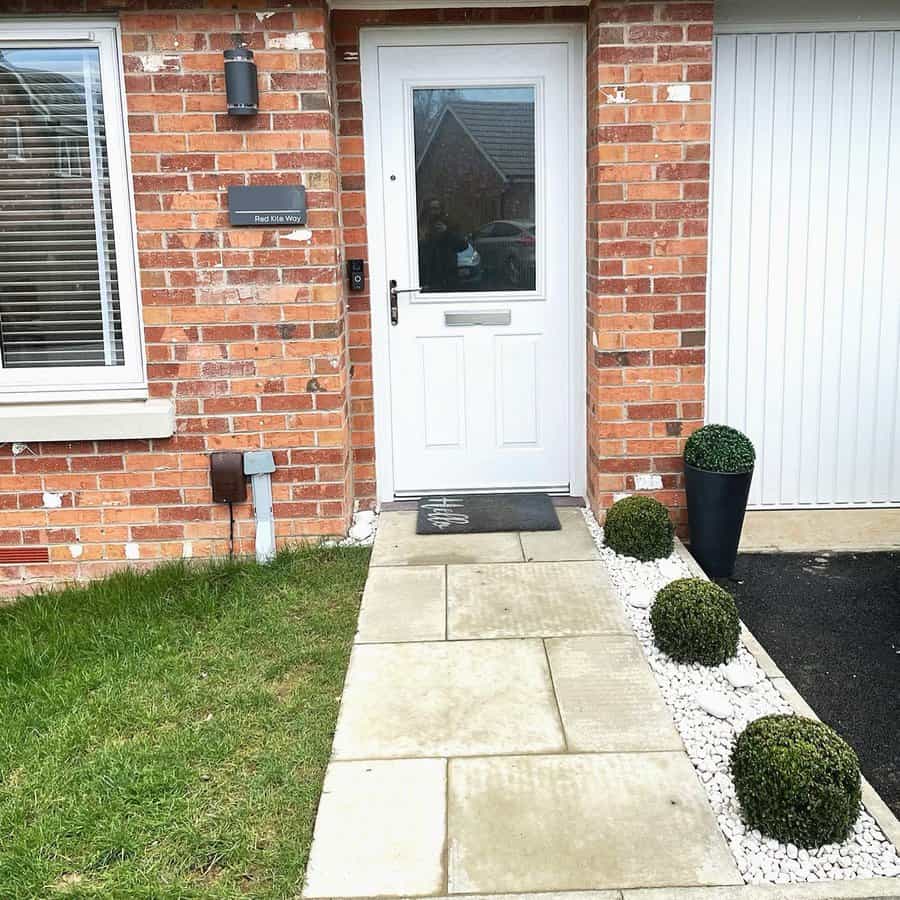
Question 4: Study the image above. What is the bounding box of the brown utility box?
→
[210,452,247,503]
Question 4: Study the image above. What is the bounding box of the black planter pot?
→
[684,462,753,578]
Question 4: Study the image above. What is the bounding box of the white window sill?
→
[0,399,175,442]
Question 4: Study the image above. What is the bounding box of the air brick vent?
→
[0,547,50,564]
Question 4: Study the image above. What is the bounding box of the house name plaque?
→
[227,184,307,226]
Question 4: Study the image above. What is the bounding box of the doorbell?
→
[347,258,365,292]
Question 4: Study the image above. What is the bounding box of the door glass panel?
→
[413,86,536,293]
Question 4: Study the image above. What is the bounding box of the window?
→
[0,24,145,401]
[413,86,537,293]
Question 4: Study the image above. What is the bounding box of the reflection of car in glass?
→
[471,220,536,288]
[456,241,482,286]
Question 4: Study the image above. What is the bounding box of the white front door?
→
[362,27,584,498]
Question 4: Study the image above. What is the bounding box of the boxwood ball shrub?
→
[603,495,674,561]
[684,424,755,473]
[731,715,861,847]
[650,577,740,665]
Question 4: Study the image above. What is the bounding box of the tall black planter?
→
[684,462,753,578]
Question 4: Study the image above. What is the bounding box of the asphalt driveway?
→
[722,552,900,817]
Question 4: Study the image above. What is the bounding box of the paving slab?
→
[624,880,900,899]
[356,565,445,643]
[332,639,565,759]
[371,511,524,566]
[302,758,446,899]
[338,893,624,900]
[739,508,900,552]
[447,561,628,639]
[447,753,741,894]
[521,508,600,562]
[546,635,682,752]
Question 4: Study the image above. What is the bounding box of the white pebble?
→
[697,689,733,719]
[724,661,759,689]
[346,510,378,544]
[579,507,900,886]
[628,585,656,609]
[658,557,684,580]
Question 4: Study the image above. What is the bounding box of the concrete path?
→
[303,509,742,898]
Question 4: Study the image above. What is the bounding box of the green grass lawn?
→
[0,546,371,899]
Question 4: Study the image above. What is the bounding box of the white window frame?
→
[0,20,148,403]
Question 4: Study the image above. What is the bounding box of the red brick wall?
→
[1,0,714,593]
[331,5,590,509]
[586,0,712,530]
[1,1,352,595]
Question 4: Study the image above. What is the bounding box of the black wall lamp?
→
[224,37,259,116]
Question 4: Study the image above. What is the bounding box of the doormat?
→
[416,492,561,535]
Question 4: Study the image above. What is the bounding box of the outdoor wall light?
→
[224,43,259,116]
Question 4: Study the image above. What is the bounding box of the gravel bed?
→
[582,508,900,885]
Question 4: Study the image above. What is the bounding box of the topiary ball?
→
[650,577,740,665]
[603,495,674,561]
[731,715,861,847]
[684,424,755,474]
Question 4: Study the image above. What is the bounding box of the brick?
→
[628,64,685,84]
[596,202,654,220]
[660,3,714,22]
[628,104,684,123]
[595,26,625,43]
[656,162,709,180]
[658,43,713,63]
[591,4,655,23]
[627,403,678,420]
[597,45,655,64]
[656,123,710,142]
[628,25,684,43]
[656,201,709,219]
[594,124,654,143]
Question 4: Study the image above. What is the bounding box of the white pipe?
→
[249,472,275,564]
[243,450,277,564]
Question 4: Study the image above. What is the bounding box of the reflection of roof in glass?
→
[421,101,535,182]
[0,57,88,129]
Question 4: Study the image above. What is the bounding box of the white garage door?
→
[707,29,900,508]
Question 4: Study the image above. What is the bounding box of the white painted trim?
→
[360,24,586,503]
[567,24,587,503]
[360,31,393,504]
[333,0,587,8]
[715,20,900,34]
[0,399,175,442]
[0,17,116,39]
[0,20,148,401]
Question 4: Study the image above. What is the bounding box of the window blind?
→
[0,46,124,370]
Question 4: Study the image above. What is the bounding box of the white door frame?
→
[360,24,587,504]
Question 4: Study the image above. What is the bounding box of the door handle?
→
[389,279,419,326]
